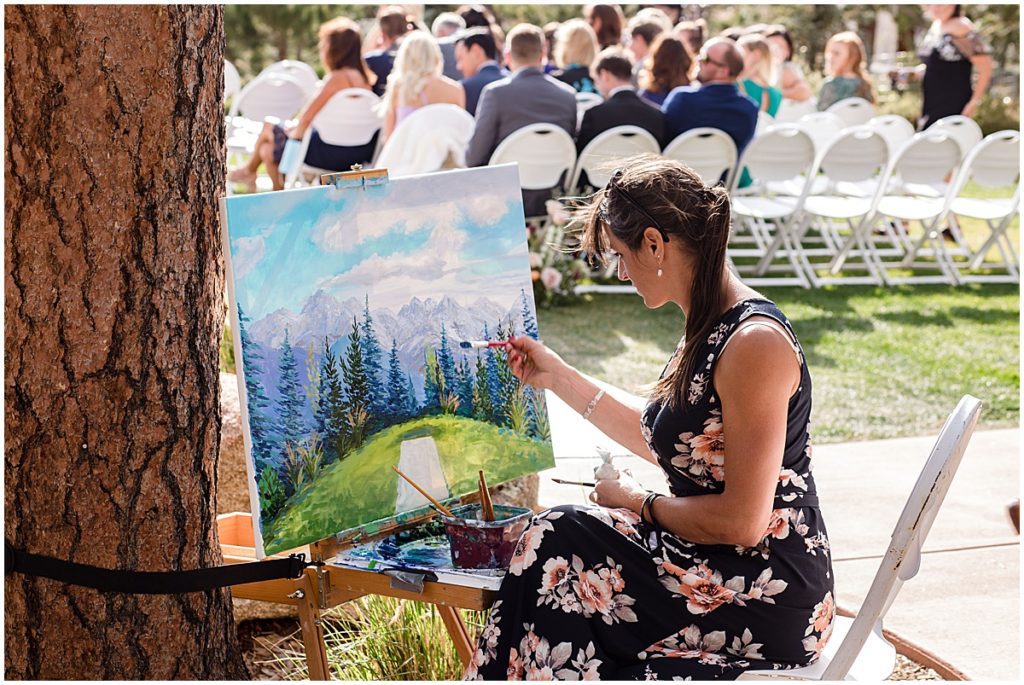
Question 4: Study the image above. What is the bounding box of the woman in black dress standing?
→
[465,156,834,680]
[915,4,993,129]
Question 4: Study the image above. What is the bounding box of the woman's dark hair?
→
[458,5,494,29]
[639,35,693,93]
[586,4,625,49]
[765,24,794,61]
[576,155,733,408]
[320,17,374,83]
[953,5,962,17]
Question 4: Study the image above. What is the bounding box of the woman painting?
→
[227,18,377,192]
[465,156,834,680]
[817,31,874,111]
[379,31,465,143]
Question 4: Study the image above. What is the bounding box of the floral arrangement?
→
[527,200,590,308]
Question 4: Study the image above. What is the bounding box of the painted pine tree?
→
[436,321,458,393]
[316,337,345,462]
[360,295,385,413]
[519,287,540,340]
[404,373,420,415]
[275,329,306,458]
[473,353,493,421]
[456,356,475,417]
[423,347,441,413]
[340,316,371,450]
[237,303,274,470]
[385,338,408,422]
[494,320,521,427]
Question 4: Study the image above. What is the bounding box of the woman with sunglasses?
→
[465,156,833,680]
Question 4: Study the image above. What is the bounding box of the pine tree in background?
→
[341,316,371,418]
[237,303,274,471]
[473,353,493,422]
[494,320,520,426]
[404,373,419,415]
[385,338,408,422]
[455,356,475,417]
[436,321,457,394]
[316,337,345,462]
[275,329,307,456]
[483,323,504,423]
[423,347,441,413]
[519,287,540,340]
[360,294,385,414]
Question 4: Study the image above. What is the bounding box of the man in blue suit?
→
[455,28,508,116]
[662,37,758,157]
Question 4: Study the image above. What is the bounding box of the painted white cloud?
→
[231,236,265,280]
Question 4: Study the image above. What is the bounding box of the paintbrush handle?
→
[391,465,455,517]
[478,470,495,521]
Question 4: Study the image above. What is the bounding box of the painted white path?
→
[395,436,450,513]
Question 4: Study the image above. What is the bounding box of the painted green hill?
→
[261,415,554,554]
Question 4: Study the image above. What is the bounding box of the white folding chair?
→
[795,112,845,159]
[825,97,876,127]
[739,395,983,681]
[568,125,661,192]
[799,127,892,286]
[489,123,577,193]
[283,89,383,187]
[575,91,604,130]
[729,125,817,287]
[871,130,964,285]
[947,130,1020,283]
[929,115,984,164]
[226,71,309,152]
[224,59,241,105]
[259,59,320,98]
[375,104,476,177]
[775,97,818,124]
[661,127,738,188]
[755,110,775,136]
[866,114,915,160]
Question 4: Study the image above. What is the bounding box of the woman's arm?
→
[780,65,812,101]
[964,53,993,117]
[291,74,344,139]
[595,322,800,547]
[381,96,397,143]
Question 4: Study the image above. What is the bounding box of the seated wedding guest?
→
[543,21,561,73]
[662,37,758,160]
[552,19,601,93]
[637,34,693,107]
[364,6,413,96]
[577,48,665,155]
[432,11,466,81]
[673,18,706,57]
[765,25,813,104]
[228,18,376,192]
[817,31,874,110]
[585,4,625,49]
[626,18,665,75]
[466,155,834,680]
[456,28,508,115]
[466,24,577,214]
[458,4,505,55]
[380,31,465,143]
[737,34,782,116]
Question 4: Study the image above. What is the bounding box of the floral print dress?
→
[465,299,834,681]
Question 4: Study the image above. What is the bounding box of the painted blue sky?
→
[222,165,531,320]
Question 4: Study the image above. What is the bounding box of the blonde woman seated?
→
[379,31,465,143]
[228,18,375,192]
[552,19,601,94]
[737,34,782,116]
[817,31,874,111]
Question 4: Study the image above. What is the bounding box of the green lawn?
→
[539,283,1019,444]
[262,415,554,553]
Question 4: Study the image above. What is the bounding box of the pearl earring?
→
[657,267,663,278]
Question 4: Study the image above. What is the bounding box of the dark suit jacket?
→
[465,66,577,168]
[576,89,666,153]
[462,63,509,116]
[364,48,396,97]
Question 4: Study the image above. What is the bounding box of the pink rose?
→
[540,266,563,291]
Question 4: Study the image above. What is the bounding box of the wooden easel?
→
[219,511,496,679]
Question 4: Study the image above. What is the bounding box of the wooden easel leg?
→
[296,572,330,680]
[438,604,474,670]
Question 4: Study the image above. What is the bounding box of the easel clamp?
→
[320,165,389,190]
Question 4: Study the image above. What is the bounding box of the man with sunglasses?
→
[661,37,759,169]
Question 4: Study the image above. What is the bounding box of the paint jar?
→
[441,504,533,570]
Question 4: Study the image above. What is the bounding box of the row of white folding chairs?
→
[728,123,1019,288]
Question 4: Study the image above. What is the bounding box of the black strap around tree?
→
[5,540,317,594]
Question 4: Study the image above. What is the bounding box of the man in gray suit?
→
[465,24,577,171]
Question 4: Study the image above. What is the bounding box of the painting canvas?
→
[221,165,555,556]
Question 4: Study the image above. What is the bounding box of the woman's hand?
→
[961,98,981,118]
[504,336,568,391]
[592,469,647,511]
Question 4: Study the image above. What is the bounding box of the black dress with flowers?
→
[465,299,835,681]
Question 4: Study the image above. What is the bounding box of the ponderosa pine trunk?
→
[4,5,248,679]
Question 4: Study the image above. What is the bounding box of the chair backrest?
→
[224,59,241,103]
[796,111,845,158]
[755,110,775,136]
[489,123,577,190]
[374,103,476,177]
[733,124,815,189]
[311,88,382,147]
[569,125,661,190]
[866,114,916,158]
[662,127,738,188]
[229,72,308,123]
[260,59,319,97]
[929,115,984,162]
[949,129,1020,203]
[821,395,982,680]
[890,129,962,186]
[575,92,604,130]
[817,126,889,184]
[825,96,876,127]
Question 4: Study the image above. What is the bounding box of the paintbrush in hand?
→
[391,465,455,517]
[478,470,495,521]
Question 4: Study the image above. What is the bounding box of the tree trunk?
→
[4,5,248,679]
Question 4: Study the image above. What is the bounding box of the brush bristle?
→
[459,341,472,348]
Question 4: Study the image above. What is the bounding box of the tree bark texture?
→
[4,5,248,679]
